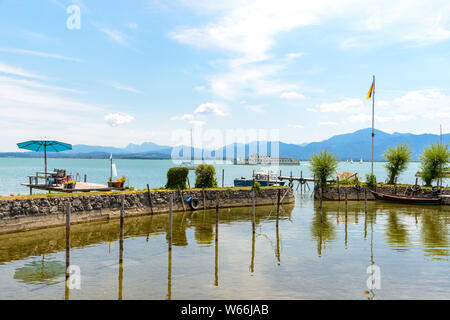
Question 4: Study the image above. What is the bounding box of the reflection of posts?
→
[167,247,172,300]
[167,194,173,300]
[65,202,71,300]
[275,223,281,265]
[118,196,124,300]
[215,192,219,286]
[250,231,255,273]
[252,189,256,233]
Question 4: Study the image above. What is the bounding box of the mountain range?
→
[2,128,448,161]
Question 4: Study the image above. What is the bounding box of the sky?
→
[0,0,449,151]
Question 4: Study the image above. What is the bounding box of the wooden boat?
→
[370,190,441,205]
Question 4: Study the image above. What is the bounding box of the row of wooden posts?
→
[63,184,287,299]
[317,180,368,224]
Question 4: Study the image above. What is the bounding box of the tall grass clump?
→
[383,144,412,184]
[195,164,218,188]
[310,150,338,187]
[165,167,189,189]
[419,142,450,187]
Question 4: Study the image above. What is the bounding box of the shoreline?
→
[0,187,293,235]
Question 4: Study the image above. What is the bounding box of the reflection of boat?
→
[370,191,441,205]
[234,168,285,187]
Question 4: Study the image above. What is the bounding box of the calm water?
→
[0,194,448,300]
[0,158,437,196]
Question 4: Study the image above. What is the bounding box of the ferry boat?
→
[234,168,285,187]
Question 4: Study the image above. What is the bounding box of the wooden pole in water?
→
[319,181,323,223]
[337,176,340,201]
[364,187,367,212]
[215,192,219,286]
[118,196,124,300]
[84,174,87,183]
[169,193,173,251]
[147,184,154,215]
[65,202,71,300]
[202,188,206,210]
[252,188,256,233]
[222,168,224,188]
[276,188,281,227]
[345,191,348,218]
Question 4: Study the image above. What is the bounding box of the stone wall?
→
[315,185,450,204]
[0,187,293,234]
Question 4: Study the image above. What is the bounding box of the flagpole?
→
[371,75,375,175]
[110,154,113,181]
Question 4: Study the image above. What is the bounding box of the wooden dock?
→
[23,182,120,194]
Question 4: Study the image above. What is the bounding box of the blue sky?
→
[0,0,449,151]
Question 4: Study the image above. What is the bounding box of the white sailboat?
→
[360,158,363,164]
[181,128,196,170]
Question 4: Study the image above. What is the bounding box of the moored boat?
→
[234,168,285,187]
[370,190,441,205]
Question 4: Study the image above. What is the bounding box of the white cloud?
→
[100,28,129,45]
[247,105,265,113]
[104,113,134,127]
[128,23,138,30]
[0,48,83,62]
[286,52,306,59]
[319,121,338,126]
[288,124,305,129]
[316,98,364,113]
[171,114,195,121]
[194,102,228,116]
[194,85,206,92]
[110,82,142,94]
[280,91,305,99]
[0,61,42,79]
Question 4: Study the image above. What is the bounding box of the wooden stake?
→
[147,184,154,215]
[187,175,191,189]
[252,189,256,233]
[364,187,367,212]
[169,193,173,251]
[65,201,71,300]
[178,187,186,212]
[345,192,348,218]
[337,176,340,201]
[202,188,206,210]
[222,168,224,188]
[276,188,281,227]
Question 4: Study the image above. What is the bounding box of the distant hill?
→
[1,128,448,161]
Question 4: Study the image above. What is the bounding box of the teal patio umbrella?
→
[17,140,72,176]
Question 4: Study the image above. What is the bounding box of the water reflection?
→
[1,198,449,299]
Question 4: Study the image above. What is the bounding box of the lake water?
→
[0,158,437,196]
[0,194,448,300]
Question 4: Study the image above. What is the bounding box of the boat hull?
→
[370,191,441,205]
[234,179,285,187]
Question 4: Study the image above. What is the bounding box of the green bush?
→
[310,150,338,187]
[419,142,450,186]
[365,173,377,188]
[165,167,189,189]
[383,144,412,184]
[194,164,218,188]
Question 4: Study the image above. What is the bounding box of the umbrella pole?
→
[44,144,47,184]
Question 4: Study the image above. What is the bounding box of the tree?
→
[383,144,412,184]
[165,167,189,189]
[310,150,338,187]
[419,142,450,187]
[194,164,218,188]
